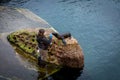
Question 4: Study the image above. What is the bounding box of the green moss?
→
[8,32,36,56]
[9,34,15,42]
[19,44,25,49]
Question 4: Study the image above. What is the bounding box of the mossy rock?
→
[7,28,84,68]
[7,28,65,60]
[7,30,38,58]
[7,28,60,63]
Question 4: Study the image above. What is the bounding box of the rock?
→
[7,28,84,68]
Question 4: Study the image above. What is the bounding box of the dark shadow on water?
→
[0,0,31,7]
[43,67,83,80]
[58,0,69,3]
[0,77,7,80]
[58,0,91,3]
[112,0,120,4]
[0,0,11,3]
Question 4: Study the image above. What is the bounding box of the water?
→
[1,0,120,80]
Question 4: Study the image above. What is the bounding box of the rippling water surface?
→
[1,0,120,80]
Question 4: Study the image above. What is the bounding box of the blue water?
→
[1,0,120,80]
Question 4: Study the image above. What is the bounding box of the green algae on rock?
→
[7,30,38,58]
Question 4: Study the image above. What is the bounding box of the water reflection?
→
[45,67,83,80]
